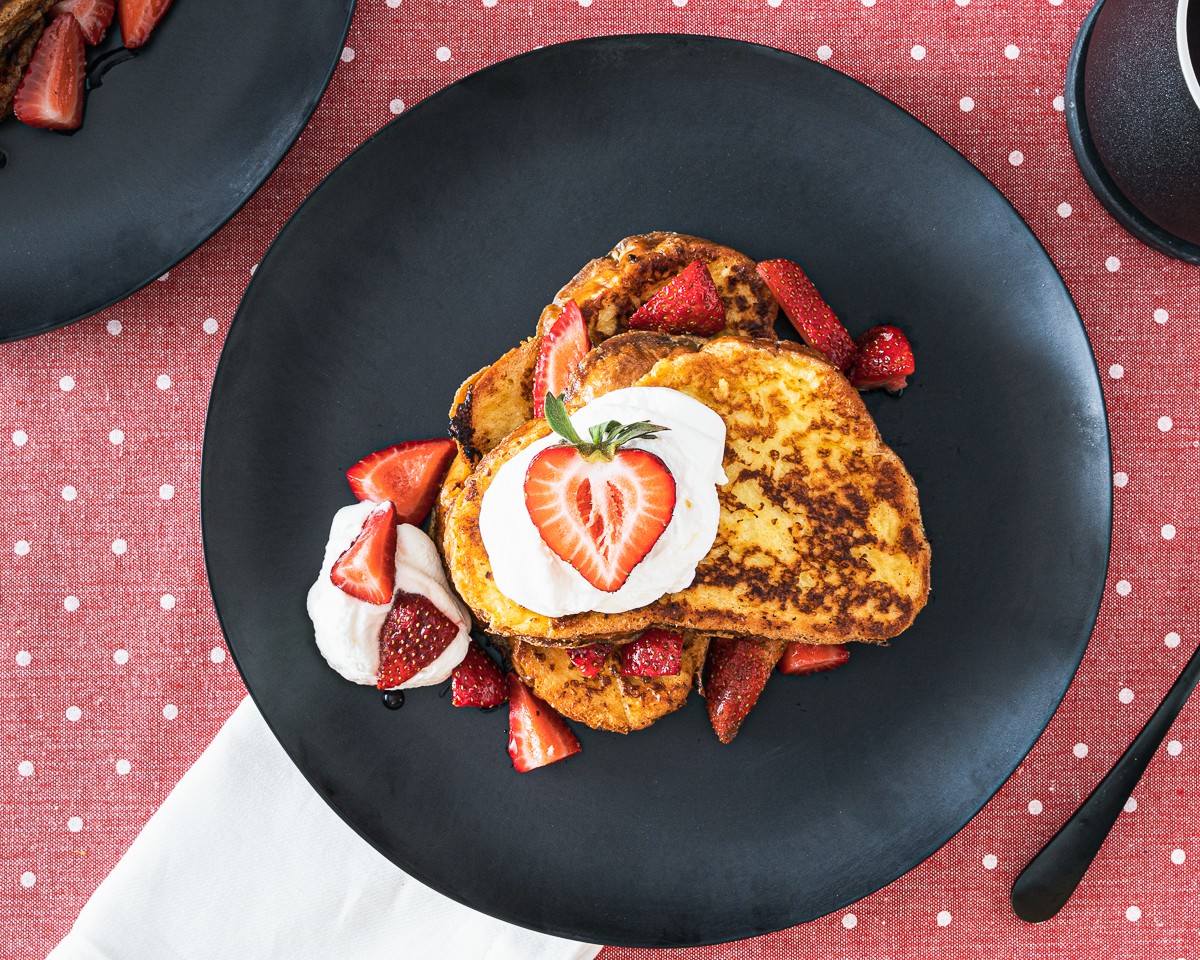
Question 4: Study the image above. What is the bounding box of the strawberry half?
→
[524,393,675,593]
[346,438,456,526]
[568,643,613,678]
[14,15,85,131]
[756,258,857,371]
[618,629,684,677]
[778,642,849,675]
[377,591,459,689]
[118,0,171,47]
[451,640,508,708]
[704,638,785,744]
[848,325,915,393]
[329,501,396,605]
[507,674,581,772]
[50,0,115,45]
[532,300,590,419]
[628,261,726,335]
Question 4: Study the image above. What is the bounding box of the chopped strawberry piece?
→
[532,300,590,418]
[377,591,460,690]
[451,640,508,708]
[568,643,613,678]
[628,261,726,335]
[704,638,785,744]
[507,674,581,772]
[329,502,396,605]
[346,438,456,526]
[14,15,85,132]
[50,0,115,45]
[778,642,849,675]
[756,258,857,371]
[618,629,684,677]
[848,325,915,393]
[118,0,171,47]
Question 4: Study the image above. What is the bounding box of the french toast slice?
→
[441,335,930,645]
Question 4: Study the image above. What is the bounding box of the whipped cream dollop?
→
[479,386,727,617]
[307,500,471,688]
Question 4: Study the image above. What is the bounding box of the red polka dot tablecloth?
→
[3,0,1199,957]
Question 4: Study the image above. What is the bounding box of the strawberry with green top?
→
[524,392,676,593]
[628,261,727,335]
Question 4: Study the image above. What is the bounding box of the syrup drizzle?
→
[86,47,138,89]
[381,689,405,710]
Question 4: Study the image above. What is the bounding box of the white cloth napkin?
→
[48,696,602,960]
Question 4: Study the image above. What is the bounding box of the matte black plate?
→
[202,35,1111,947]
[0,0,355,341]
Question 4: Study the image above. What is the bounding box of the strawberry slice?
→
[50,0,115,45]
[848,325,915,393]
[618,629,684,677]
[756,258,857,371]
[14,15,85,131]
[346,438,456,526]
[377,591,459,689]
[451,640,508,708]
[532,300,590,419]
[507,674,581,772]
[524,394,675,593]
[628,261,726,335]
[330,501,396,605]
[704,638,785,744]
[118,0,171,47]
[568,643,613,678]
[778,642,849,675]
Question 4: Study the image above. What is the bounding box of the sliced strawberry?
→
[507,674,581,772]
[532,300,590,419]
[618,629,684,677]
[330,502,396,605]
[377,591,459,689]
[704,638,785,744]
[628,261,726,335]
[778,642,849,675]
[451,640,508,708]
[118,0,170,47]
[756,258,857,371]
[14,15,85,131]
[568,643,613,678]
[848,325,915,393]
[346,438,456,526]
[50,0,115,45]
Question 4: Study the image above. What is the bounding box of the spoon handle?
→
[1011,643,1200,923]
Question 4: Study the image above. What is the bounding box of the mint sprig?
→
[542,392,669,462]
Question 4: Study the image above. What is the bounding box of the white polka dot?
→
[340,46,354,62]
[767,0,782,6]
[12,429,27,446]
[1116,580,1132,596]
[203,317,219,334]
[1028,799,1043,815]
[15,650,31,667]
[109,429,124,445]
[1154,308,1169,324]
[1167,739,1183,756]
[936,910,952,927]
[18,760,34,776]
[1109,364,1124,379]
[163,704,179,720]
[158,272,170,282]
[816,45,833,61]
[67,816,82,832]
[14,541,30,556]
[1073,742,1089,758]
[955,0,968,6]
[113,649,129,665]
[211,647,227,664]
[111,539,127,555]
[1166,632,1182,648]
[911,45,926,61]
[115,759,131,775]
[842,913,858,929]
[1171,848,1186,865]
[861,0,875,6]
[386,0,402,6]
[436,46,451,61]
[1009,150,1024,166]
[156,374,172,390]
[1049,0,1063,5]
[1124,796,1138,812]
[20,872,35,888]
[959,96,974,111]
[1119,687,1134,704]
[59,375,75,391]
[107,319,122,336]
[249,263,258,275]
[160,594,176,611]
[1126,905,1141,922]
[389,98,406,114]
[62,485,77,501]
[159,484,175,500]
[1106,255,1121,272]
[1158,416,1173,431]
[1114,471,1128,488]
[1005,44,1020,59]
[982,854,998,870]
[672,0,687,7]
[1162,524,1176,540]
[1053,94,1065,111]
[63,596,80,612]
[65,706,81,722]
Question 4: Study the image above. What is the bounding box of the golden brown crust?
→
[0,11,44,120]
[448,337,538,464]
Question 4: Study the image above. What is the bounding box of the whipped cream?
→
[307,501,471,688]
[479,386,727,617]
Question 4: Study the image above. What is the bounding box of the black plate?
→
[201,35,1111,947]
[0,0,354,341]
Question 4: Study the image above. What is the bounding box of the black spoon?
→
[1011,643,1200,922]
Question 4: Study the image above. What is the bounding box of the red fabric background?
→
[3,0,1199,956]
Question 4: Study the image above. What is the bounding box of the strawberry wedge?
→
[118,0,171,48]
[507,674,581,772]
[778,642,849,675]
[756,258,857,371]
[568,643,613,678]
[451,640,508,708]
[618,629,684,677]
[346,438,456,527]
[329,501,396,605]
[848,325,915,393]
[532,300,590,418]
[629,261,726,335]
[377,590,459,689]
[14,15,85,131]
[50,0,115,45]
